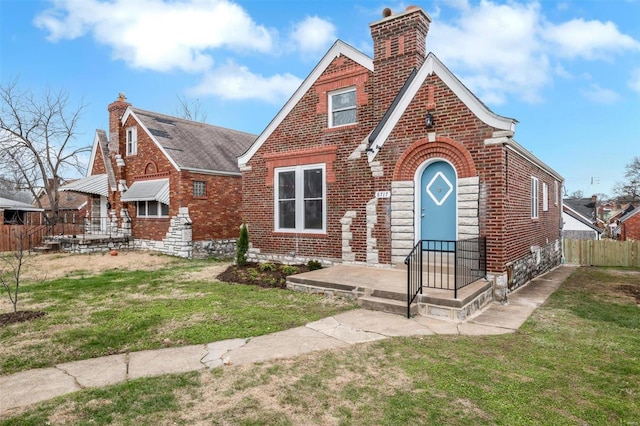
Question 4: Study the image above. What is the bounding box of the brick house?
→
[61,94,255,257]
[239,5,563,295]
[618,207,640,241]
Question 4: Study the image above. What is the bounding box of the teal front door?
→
[420,161,457,249]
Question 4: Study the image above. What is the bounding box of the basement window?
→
[328,87,356,127]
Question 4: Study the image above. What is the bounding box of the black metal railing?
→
[44,216,124,240]
[404,237,487,318]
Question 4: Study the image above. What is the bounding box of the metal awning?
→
[59,174,109,197]
[121,179,170,205]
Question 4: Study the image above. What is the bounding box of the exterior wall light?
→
[425,111,434,128]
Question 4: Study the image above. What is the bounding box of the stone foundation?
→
[192,239,237,259]
[505,239,562,292]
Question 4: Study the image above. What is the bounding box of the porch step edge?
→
[358,295,417,317]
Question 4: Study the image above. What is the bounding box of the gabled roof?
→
[366,52,516,162]
[87,129,117,189]
[563,204,602,233]
[238,40,373,168]
[620,206,640,223]
[124,108,256,176]
[563,198,596,222]
[0,196,43,212]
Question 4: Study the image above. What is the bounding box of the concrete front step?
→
[358,296,417,317]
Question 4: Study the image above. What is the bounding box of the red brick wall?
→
[105,106,243,242]
[242,56,374,261]
[622,214,640,240]
[242,8,561,274]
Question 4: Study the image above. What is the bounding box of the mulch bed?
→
[0,310,46,327]
[217,262,310,288]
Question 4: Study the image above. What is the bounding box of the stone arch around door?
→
[390,137,480,265]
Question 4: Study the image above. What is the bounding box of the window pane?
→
[332,109,356,126]
[278,171,296,199]
[332,90,355,109]
[161,203,169,216]
[304,169,323,198]
[148,201,158,216]
[279,200,296,229]
[304,200,323,230]
[137,201,146,216]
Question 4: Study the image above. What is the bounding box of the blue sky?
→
[1,0,639,197]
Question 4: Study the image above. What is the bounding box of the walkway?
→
[0,265,576,414]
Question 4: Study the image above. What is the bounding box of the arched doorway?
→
[419,160,457,247]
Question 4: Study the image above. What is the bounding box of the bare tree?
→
[0,77,91,222]
[176,95,208,123]
[613,157,640,201]
[568,189,584,199]
[0,231,26,313]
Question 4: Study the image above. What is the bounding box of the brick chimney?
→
[370,6,431,121]
[107,93,131,155]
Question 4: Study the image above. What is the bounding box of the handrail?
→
[404,237,487,317]
[404,240,423,318]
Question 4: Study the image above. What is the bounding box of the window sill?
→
[273,231,327,237]
[325,123,358,132]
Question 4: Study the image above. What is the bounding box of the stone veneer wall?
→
[132,207,193,258]
[192,239,237,259]
[390,176,480,265]
[247,245,337,267]
[491,238,562,303]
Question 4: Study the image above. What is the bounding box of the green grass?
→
[2,266,639,425]
[0,257,356,374]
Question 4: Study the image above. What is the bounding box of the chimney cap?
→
[117,92,127,102]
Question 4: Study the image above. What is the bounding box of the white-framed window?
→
[136,201,169,218]
[275,164,326,233]
[531,177,539,219]
[554,181,559,206]
[543,182,549,212]
[126,127,137,155]
[193,180,206,197]
[328,87,356,128]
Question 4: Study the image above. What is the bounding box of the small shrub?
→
[281,265,299,275]
[236,223,249,266]
[259,262,277,272]
[307,260,322,271]
[247,268,259,281]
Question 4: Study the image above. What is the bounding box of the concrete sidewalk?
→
[0,265,576,414]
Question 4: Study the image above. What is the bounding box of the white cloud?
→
[34,0,274,72]
[427,1,640,106]
[290,16,336,55]
[428,1,548,105]
[543,19,640,60]
[580,83,621,104]
[629,68,640,94]
[188,61,301,103]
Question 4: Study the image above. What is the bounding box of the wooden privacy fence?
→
[563,239,640,268]
[0,224,46,252]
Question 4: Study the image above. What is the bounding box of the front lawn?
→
[2,266,638,425]
[0,255,356,374]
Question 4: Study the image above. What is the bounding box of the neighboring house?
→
[36,179,89,225]
[617,206,640,241]
[0,195,42,225]
[562,203,602,240]
[239,6,563,294]
[61,94,256,258]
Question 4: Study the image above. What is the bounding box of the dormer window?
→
[126,126,137,155]
[328,87,356,127]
